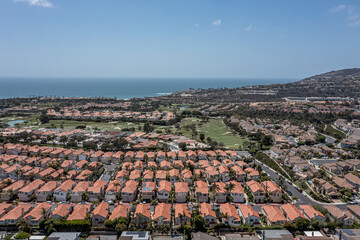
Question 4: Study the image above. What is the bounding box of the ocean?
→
[0,78,298,99]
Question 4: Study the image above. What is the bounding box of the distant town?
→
[0,69,359,240]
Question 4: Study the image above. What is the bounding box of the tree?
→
[294,218,311,231]
[113,138,128,150]
[39,114,49,124]
[192,215,206,231]
[81,191,89,202]
[83,141,97,150]
[115,223,127,235]
[199,133,205,142]
[143,122,154,133]
[60,136,68,145]
[17,219,32,233]
[260,135,273,146]
[183,224,192,240]
[179,142,187,151]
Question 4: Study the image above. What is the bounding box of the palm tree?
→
[81,191,89,202]
[17,219,32,233]
[44,218,56,235]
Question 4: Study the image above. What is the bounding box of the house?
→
[324,205,354,227]
[237,204,261,226]
[155,170,167,182]
[67,204,91,220]
[51,203,73,219]
[168,169,179,184]
[218,165,230,182]
[174,204,191,225]
[229,181,245,203]
[281,204,305,222]
[220,203,241,226]
[192,232,218,240]
[37,181,58,202]
[0,204,32,225]
[205,166,219,182]
[48,232,81,240]
[109,204,130,221]
[157,180,171,202]
[0,203,13,218]
[76,169,93,182]
[214,182,227,203]
[92,202,109,226]
[262,205,286,226]
[88,180,107,202]
[105,180,122,202]
[313,178,339,198]
[101,152,113,164]
[90,151,104,162]
[143,170,154,182]
[24,202,52,226]
[157,151,166,162]
[1,180,26,201]
[54,179,76,202]
[134,203,151,228]
[174,182,188,203]
[260,230,294,240]
[112,151,124,163]
[181,169,192,186]
[332,177,356,193]
[153,203,171,225]
[232,165,246,182]
[71,181,89,202]
[262,181,282,203]
[199,202,217,226]
[159,161,171,170]
[299,205,326,222]
[141,182,156,201]
[344,173,360,190]
[124,151,134,162]
[334,229,360,240]
[120,231,150,240]
[121,180,138,202]
[18,179,45,201]
[347,205,360,221]
[195,181,209,202]
[246,180,265,203]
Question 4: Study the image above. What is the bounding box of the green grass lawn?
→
[0,114,41,127]
[1,113,175,133]
[180,117,246,149]
[324,124,347,140]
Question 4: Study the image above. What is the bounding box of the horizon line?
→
[0,76,300,80]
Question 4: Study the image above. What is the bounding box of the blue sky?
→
[0,0,359,79]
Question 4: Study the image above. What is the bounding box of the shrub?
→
[15,232,30,239]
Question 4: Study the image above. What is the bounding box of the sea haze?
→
[0,78,298,99]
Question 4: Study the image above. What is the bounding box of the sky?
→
[0,0,360,79]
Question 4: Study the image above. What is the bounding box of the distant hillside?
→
[165,68,360,102]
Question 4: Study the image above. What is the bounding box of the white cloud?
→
[245,24,256,31]
[14,0,53,8]
[194,23,199,27]
[329,4,360,27]
[348,19,360,27]
[212,19,222,26]
[329,4,347,13]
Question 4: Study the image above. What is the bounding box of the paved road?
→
[254,159,349,208]
[100,164,116,182]
[254,160,316,205]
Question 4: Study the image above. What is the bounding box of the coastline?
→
[0,78,299,99]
